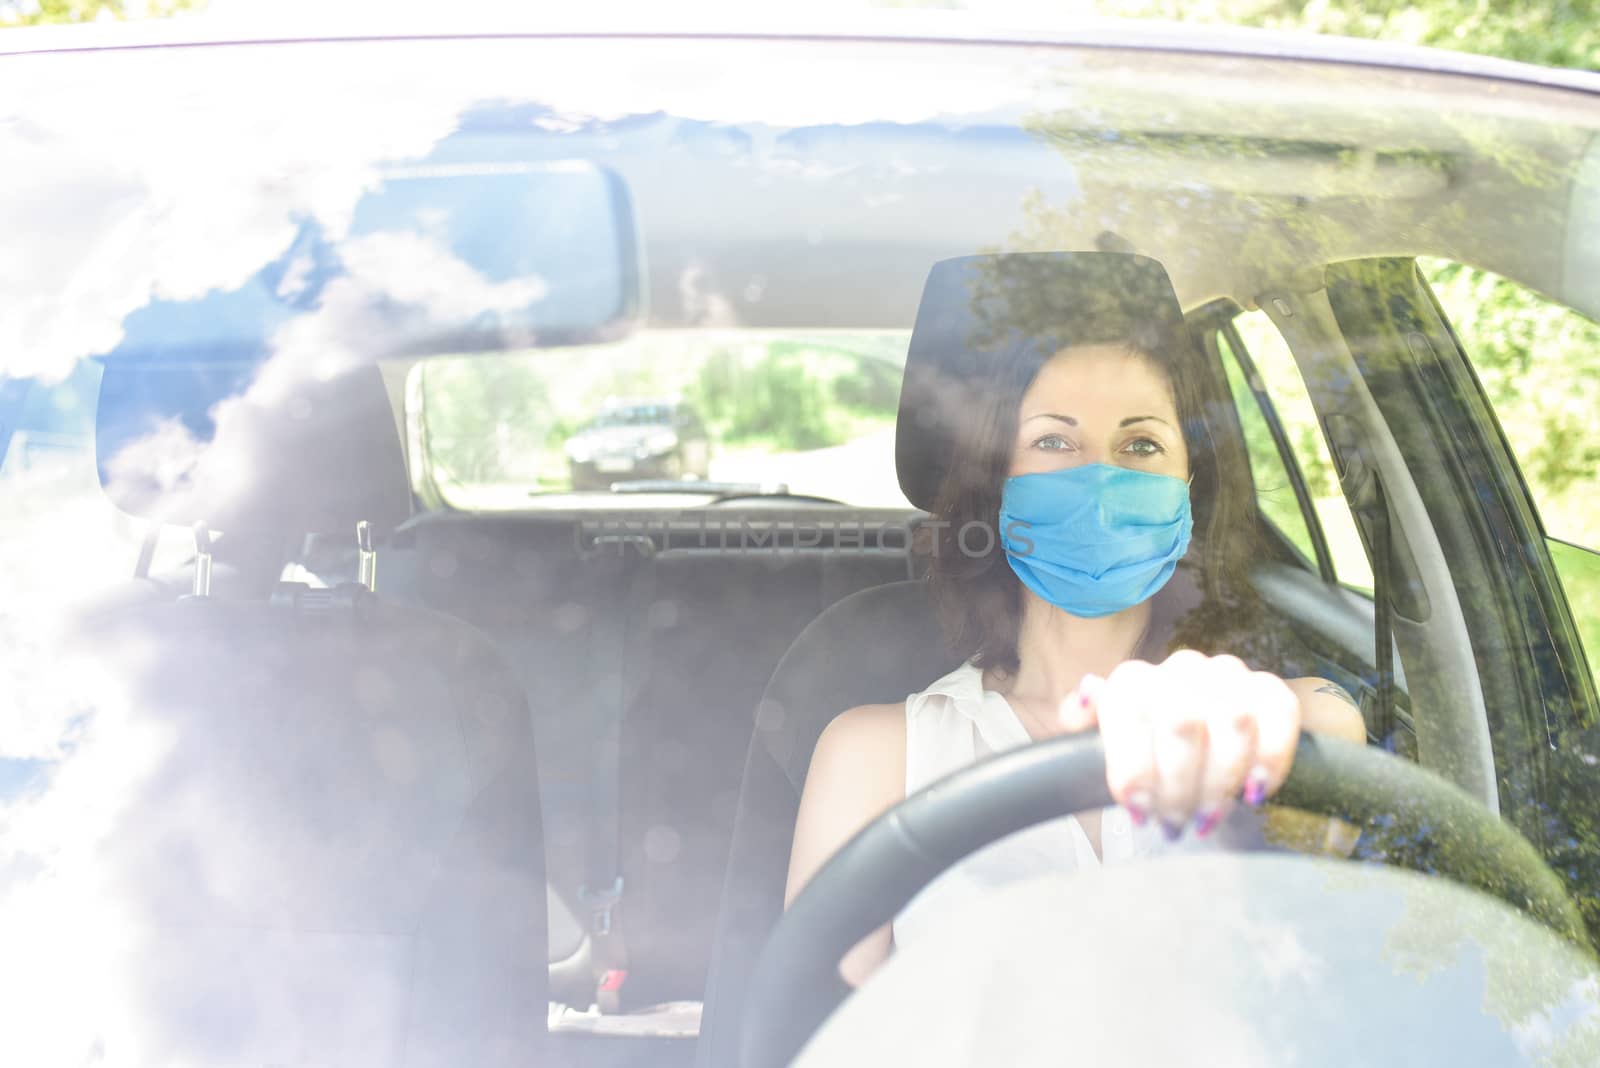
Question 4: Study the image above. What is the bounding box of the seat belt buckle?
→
[578,876,625,936]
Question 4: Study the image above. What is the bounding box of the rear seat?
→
[76,362,550,1064]
[614,545,915,1010]
[379,510,917,1021]
[83,347,919,1063]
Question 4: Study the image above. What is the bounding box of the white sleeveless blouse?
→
[891,660,1266,949]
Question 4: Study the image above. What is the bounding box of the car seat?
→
[69,360,550,1066]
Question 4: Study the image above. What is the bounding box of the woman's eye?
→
[1033,434,1073,451]
[1123,437,1165,457]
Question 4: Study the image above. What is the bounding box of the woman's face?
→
[1009,344,1190,481]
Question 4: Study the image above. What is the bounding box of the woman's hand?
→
[1060,649,1303,838]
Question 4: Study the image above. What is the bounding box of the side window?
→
[1422,259,1600,690]
[1216,329,1318,566]
[1214,310,1375,593]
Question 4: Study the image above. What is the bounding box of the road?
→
[708,426,908,507]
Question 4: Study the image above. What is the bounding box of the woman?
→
[785,254,1368,986]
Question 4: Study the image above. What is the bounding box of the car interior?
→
[58,254,1593,1068]
[5,31,1600,1068]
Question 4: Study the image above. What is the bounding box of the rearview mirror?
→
[344,160,645,353]
[101,159,643,366]
[91,160,644,524]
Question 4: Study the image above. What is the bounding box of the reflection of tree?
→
[1024,128,1568,304]
[1260,734,1600,1060]
[959,248,1191,383]
[1005,48,1591,318]
[1306,855,1600,1064]
[1319,260,1600,960]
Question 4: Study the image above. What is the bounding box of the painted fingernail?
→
[1242,766,1270,807]
[1193,808,1224,839]
[1161,819,1185,842]
[1078,673,1102,705]
[1125,791,1152,827]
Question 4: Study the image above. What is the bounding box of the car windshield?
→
[3,28,1600,1066]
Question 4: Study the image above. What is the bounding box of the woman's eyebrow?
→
[1022,412,1077,426]
[1119,415,1173,428]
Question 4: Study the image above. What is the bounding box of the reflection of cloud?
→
[0,457,155,763]
[2,206,554,1052]
[1511,976,1600,1062]
[0,208,573,1057]
[759,158,859,182]
[0,45,536,383]
[677,262,740,328]
[0,656,171,1065]
[0,589,548,1064]
[100,417,207,510]
[1242,920,1325,987]
[339,231,549,319]
[90,223,550,530]
[800,853,1600,1066]
[1,37,1054,383]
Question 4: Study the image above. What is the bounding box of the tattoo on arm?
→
[1314,682,1359,707]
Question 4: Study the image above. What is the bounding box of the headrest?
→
[756,579,960,791]
[96,361,412,539]
[894,253,1188,511]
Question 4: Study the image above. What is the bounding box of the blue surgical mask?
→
[998,463,1193,618]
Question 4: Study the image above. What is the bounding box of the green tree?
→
[701,347,836,450]
[883,0,1598,72]
[686,341,900,452]
[1424,261,1600,533]
[1,0,203,27]
[1096,0,1599,71]
[420,357,553,485]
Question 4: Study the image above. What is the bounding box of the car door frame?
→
[1216,274,1499,813]
[1303,258,1600,832]
[1187,300,1415,752]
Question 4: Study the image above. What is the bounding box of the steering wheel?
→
[740,732,1590,1068]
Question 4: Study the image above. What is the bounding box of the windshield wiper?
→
[606,479,790,496]
[601,480,847,505]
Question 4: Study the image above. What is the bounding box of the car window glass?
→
[1422,258,1600,689]
[1227,311,1374,593]
[411,332,910,508]
[1215,327,1320,569]
[9,36,1600,1061]
[1423,260,1600,553]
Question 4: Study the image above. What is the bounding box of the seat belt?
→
[579,534,657,1013]
[1326,416,1397,749]
[1369,479,1398,749]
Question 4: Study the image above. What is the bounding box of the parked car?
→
[2,13,1599,1068]
[566,398,712,490]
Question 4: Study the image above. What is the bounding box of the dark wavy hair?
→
[922,255,1264,676]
